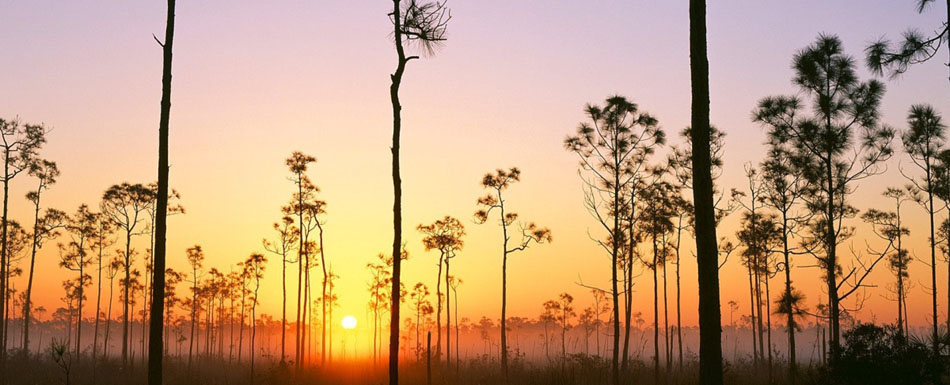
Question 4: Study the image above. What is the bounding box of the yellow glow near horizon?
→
[341,315,357,330]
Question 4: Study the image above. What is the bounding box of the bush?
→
[822,323,944,385]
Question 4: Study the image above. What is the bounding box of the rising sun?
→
[341,315,357,330]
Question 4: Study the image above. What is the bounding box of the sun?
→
[341,315,357,330]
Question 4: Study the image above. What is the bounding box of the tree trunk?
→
[21,185,42,355]
[690,0,724,383]
[389,1,408,383]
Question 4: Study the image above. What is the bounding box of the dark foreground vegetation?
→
[7,324,947,385]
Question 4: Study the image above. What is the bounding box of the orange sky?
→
[1,1,949,352]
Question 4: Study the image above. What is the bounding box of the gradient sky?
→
[1,1,949,349]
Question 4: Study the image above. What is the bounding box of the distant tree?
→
[0,117,45,367]
[244,253,267,382]
[162,268,182,356]
[556,293,575,359]
[417,215,465,365]
[900,104,946,352]
[185,245,204,367]
[368,253,392,365]
[91,210,114,361]
[564,95,663,384]
[263,215,298,365]
[760,144,809,380]
[409,282,431,361]
[103,255,123,358]
[386,1,450,382]
[21,160,65,353]
[865,0,949,81]
[861,187,912,335]
[753,34,894,359]
[101,182,153,363]
[284,151,317,368]
[58,205,97,357]
[448,275,461,368]
[637,173,677,384]
[540,300,557,360]
[475,167,552,377]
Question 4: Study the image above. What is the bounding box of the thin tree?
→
[556,293,575,359]
[417,215,465,365]
[101,182,152,363]
[244,253,267,382]
[386,2,450,383]
[58,205,97,357]
[284,151,315,368]
[185,245,203,368]
[861,187,911,335]
[21,159,64,353]
[753,34,894,359]
[689,0,724,381]
[91,211,114,361]
[564,95,663,383]
[865,0,949,81]
[0,118,45,371]
[760,144,808,381]
[263,216,298,365]
[474,167,552,378]
[901,104,946,352]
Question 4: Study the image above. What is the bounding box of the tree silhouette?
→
[58,205,97,358]
[263,216,298,365]
[865,0,949,81]
[185,245,203,368]
[900,104,946,352]
[760,143,809,381]
[409,282,432,361]
[101,182,153,364]
[386,1,450,382]
[243,253,267,382]
[753,34,894,360]
[102,255,123,358]
[91,209,114,362]
[475,167,552,377]
[417,215,464,365]
[368,253,392,365]
[284,151,318,368]
[689,0,724,378]
[861,187,911,336]
[21,158,64,355]
[0,118,45,371]
[148,0,176,382]
[563,95,663,383]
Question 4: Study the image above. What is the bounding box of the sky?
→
[1,0,949,352]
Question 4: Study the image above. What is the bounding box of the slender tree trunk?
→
[93,232,104,362]
[747,264,758,365]
[21,185,42,355]
[0,155,11,382]
[781,210,796,383]
[652,234,660,385]
[690,1,724,383]
[675,225,683,371]
[433,254,444,365]
[318,223,327,367]
[926,176,939,353]
[389,2,408,383]
[105,275,115,359]
[281,252,287,364]
[445,259,451,371]
[122,232,131,364]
